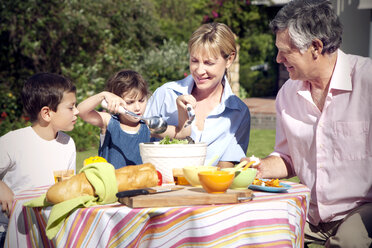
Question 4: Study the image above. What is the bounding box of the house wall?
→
[331,0,372,58]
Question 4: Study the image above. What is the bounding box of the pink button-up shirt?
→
[271,50,372,225]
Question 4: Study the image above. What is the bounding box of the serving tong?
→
[101,100,168,134]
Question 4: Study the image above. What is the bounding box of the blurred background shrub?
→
[0,0,277,150]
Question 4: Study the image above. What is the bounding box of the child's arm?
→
[0,180,14,216]
[152,95,196,139]
[77,91,127,129]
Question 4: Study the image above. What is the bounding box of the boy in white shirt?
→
[0,73,79,245]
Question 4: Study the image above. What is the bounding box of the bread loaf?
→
[46,163,158,204]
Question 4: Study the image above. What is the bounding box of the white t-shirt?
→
[0,126,76,194]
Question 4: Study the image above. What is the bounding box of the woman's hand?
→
[0,181,14,216]
[176,95,196,128]
[176,94,196,111]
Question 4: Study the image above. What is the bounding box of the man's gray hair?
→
[269,0,342,54]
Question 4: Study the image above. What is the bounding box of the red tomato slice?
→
[156,170,162,185]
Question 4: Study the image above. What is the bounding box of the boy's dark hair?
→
[21,72,76,122]
[105,69,149,98]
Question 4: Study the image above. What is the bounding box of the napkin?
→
[24,162,118,239]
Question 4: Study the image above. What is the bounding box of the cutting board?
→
[118,186,253,208]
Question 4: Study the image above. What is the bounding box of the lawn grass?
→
[246,129,276,158]
[76,148,98,172]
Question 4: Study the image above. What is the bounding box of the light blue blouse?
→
[144,75,251,165]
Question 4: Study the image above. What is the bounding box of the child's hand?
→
[102,92,127,114]
[0,181,14,216]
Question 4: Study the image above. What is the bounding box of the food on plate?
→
[252,178,283,188]
[46,163,158,204]
[83,156,107,166]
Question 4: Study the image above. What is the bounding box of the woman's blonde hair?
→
[188,22,237,79]
[188,23,236,61]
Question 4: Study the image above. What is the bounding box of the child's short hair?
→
[105,69,149,98]
[21,72,76,122]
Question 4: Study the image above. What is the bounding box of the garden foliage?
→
[1,0,277,150]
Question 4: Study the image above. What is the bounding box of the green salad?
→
[159,136,189,144]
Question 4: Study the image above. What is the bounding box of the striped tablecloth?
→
[5,181,310,248]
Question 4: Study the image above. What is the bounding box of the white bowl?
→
[139,142,207,184]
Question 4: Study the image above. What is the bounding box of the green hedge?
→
[1,0,278,152]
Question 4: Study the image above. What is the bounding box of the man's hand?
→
[240,156,264,178]
[240,155,290,179]
[0,181,14,216]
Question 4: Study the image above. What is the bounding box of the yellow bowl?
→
[198,170,235,194]
[221,168,257,189]
[183,166,217,187]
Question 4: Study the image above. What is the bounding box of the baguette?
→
[46,163,158,204]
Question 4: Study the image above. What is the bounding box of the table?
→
[5,181,310,248]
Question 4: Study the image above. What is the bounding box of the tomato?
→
[156,170,162,185]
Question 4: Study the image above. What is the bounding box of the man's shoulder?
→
[344,52,372,73]
[345,52,372,63]
[343,54,372,89]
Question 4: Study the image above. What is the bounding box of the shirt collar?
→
[329,50,352,92]
[171,75,242,112]
[170,75,194,94]
[297,49,352,99]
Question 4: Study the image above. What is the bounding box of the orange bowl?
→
[183,166,218,187]
[198,171,235,194]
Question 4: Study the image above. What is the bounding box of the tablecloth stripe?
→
[69,204,95,247]
[79,207,106,247]
[135,201,304,247]
[7,181,310,248]
[28,207,51,248]
[107,208,151,247]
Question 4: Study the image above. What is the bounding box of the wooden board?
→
[118,186,253,208]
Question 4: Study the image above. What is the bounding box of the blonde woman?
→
[145,23,250,168]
